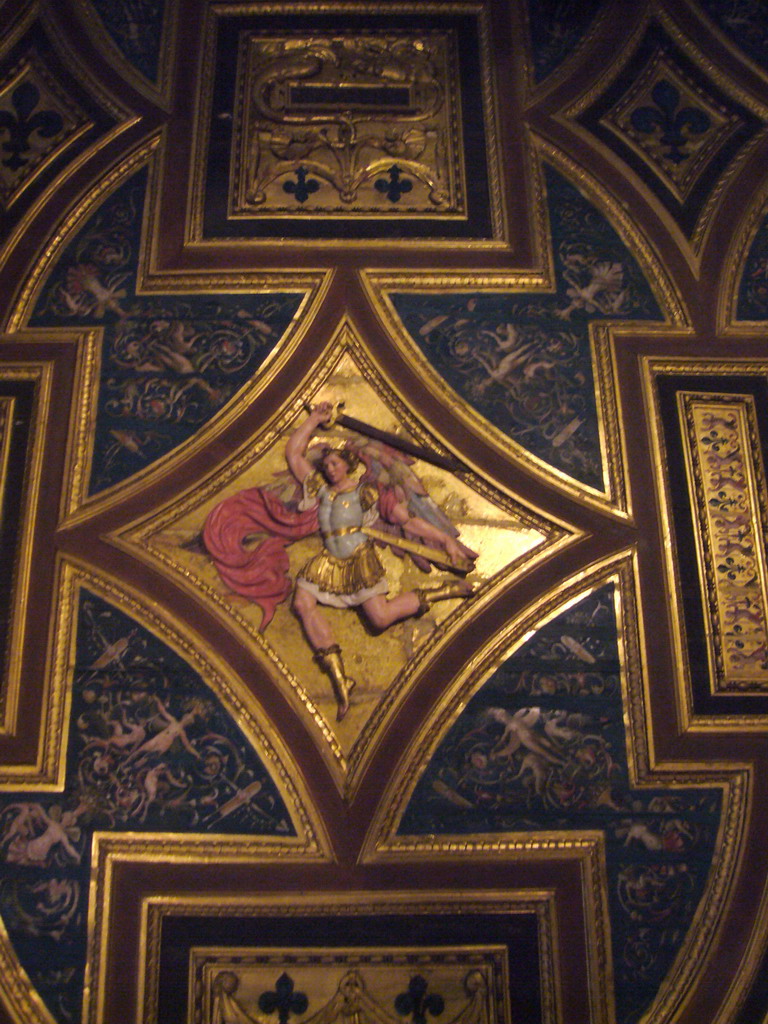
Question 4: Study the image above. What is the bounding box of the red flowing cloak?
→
[203,487,319,630]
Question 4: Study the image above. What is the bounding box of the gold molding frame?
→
[0,53,93,210]
[69,0,177,109]
[5,140,331,525]
[720,170,768,331]
[678,390,768,693]
[6,139,161,334]
[192,944,509,1024]
[532,136,689,326]
[0,558,331,1024]
[519,0,615,101]
[55,557,328,847]
[362,138,688,515]
[560,8,768,268]
[0,5,140,286]
[229,30,467,219]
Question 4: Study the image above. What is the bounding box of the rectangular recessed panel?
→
[197,6,499,241]
[0,380,37,723]
[653,369,768,717]
[155,901,545,1024]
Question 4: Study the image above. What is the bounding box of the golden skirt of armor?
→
[299,539,385,596]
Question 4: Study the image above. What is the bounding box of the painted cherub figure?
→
[204,401,476,720]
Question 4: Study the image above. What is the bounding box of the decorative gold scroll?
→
[679,391,768,692]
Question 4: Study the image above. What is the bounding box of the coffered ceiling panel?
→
[1,3,768,1024]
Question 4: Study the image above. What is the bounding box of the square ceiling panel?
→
[191,4,503,242]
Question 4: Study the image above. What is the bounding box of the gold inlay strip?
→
[0,397,14,520]
[0,395,16,727]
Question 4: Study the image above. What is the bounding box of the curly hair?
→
[319,445,359,479]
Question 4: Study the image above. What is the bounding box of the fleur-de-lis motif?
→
[283,166,320,203]
[394,976,444,1024]
[629,79,711,164]
[0,81,64,171]
[259,972,309,1024]
[375,164,413,202]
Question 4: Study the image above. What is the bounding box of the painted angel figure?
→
[204,401,477,720]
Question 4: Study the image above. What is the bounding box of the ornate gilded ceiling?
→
[1,2,768,1023]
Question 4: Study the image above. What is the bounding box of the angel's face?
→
[321,452,350,486]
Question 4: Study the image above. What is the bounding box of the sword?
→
[362,526,474,574]
[305,401,464,473]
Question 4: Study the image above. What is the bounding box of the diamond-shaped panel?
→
[574,22,764,240]
[0,19,123,240]
[0,59,88,206]
[120,322,571,787]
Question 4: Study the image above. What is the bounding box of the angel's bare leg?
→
[293,586,334,650]
[362,579,474,632]
[293,586,355,721]
[361,592,421,631]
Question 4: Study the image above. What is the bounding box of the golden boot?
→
[315,644,356,721]
[416,579,475,615]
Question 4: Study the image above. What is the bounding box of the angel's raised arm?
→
[285,402,332,482]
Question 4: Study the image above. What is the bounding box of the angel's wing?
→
[353,437,477,571]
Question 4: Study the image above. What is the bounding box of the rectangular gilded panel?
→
[678,392,768,693]
[231,31,465,219]
[193,946,508,1024]
[650,363,768,720]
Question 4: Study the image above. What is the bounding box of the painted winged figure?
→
[204,401,477,719]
